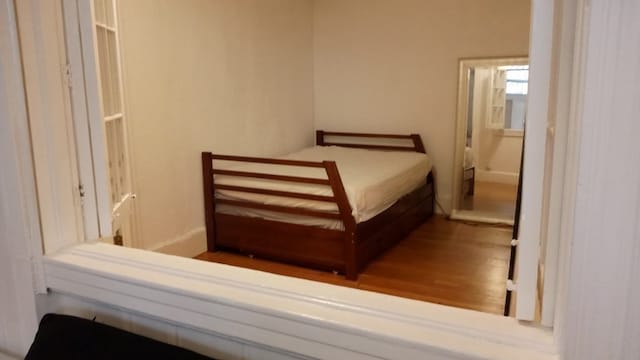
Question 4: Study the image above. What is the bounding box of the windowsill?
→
[43,243,557,360]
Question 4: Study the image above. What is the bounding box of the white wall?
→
[313,0,531,211]
[117,0,315,251]
[0,1,40,354]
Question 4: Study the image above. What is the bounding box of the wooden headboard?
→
[315,130,426,154]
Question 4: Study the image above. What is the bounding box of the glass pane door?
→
[92,0,135,247]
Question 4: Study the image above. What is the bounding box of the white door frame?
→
[0,0,45,354]
[451,56,528,226]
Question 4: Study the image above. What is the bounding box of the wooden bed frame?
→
[464,166,475,197]
[202,130,435,280]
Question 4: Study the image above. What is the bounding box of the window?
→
[504,66,530,95]
[491,65,529,132]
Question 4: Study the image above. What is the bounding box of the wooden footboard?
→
[202,131,434,280]
[201,152,359,278]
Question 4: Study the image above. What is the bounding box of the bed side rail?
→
[316,130,426,154]
[201,152,356,251]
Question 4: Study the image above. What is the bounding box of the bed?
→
[201,131,435,280]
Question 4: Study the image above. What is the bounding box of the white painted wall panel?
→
[0,0,42,355]
[558,0,640,358]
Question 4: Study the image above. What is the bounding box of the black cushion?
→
[25,313,215,360]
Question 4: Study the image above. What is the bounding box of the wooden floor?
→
[461,181,518,221]
[196,216,512,315]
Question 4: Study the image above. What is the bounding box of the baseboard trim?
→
[476,170,519,185]
[147,227,206,258]
[450,210,515,226]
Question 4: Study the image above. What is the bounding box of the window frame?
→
[14,0,587,358]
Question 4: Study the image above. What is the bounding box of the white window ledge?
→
[43,243,556,360]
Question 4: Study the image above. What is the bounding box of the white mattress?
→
[215,146,432,229]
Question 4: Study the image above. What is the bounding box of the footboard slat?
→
[217,199,343,220]
[215,184,336,202]
[211,154,326,168]
[322,143,417,153]
[213,169,330,185]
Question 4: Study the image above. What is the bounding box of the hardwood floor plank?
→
[195,216,511,315]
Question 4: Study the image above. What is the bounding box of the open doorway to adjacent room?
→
[452,58,529,225]
[67,0,535,317]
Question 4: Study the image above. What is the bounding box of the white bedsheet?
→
[215,146,432,229]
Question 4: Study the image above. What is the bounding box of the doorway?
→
[452,57,528,225]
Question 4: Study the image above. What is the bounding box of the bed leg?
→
[344,234,357,280]
[202,152,217,252]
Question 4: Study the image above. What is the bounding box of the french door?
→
[90,0,135,246]
[63,0,136,247]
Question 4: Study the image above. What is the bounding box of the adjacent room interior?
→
[455,59,528,225]
[88,0,531,316]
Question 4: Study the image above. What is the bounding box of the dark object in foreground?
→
[25,313,214,360]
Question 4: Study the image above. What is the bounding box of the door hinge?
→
[63,63,72,87]
[510,239,519,246]
[506,279,517,292]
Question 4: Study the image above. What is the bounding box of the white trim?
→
[556,0,640,358]
[552,0,588,347]
[0,0,44,353]
[450,210,514,226]
[515,0,555,320]
[148,227,207,258]
[62,0,100,241]
[77,0,113,238]
[475,170,519,185]
[15,0,84,253]
[44,243,557,360]
[539,0,580,327]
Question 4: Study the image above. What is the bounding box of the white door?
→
[91,0,135,246]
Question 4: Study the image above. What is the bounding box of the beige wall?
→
[118,0,314,250]
[313,0,531,211]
